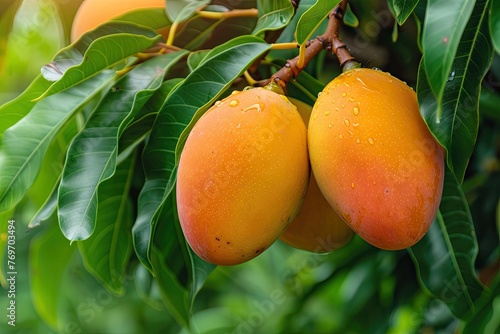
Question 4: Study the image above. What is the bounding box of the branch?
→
[265,0,358,91]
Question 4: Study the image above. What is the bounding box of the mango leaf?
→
[174,15,221,50]
[166,0,211,23]
[388,0,420,25]
[417,0,493,182]
[343,3,359,28]
[253,0,294,36]
[462,273,500,333]
[39,22,162,97]
[132,36,271,271]
[26,118,80,228]
[295,0,341,44]
[408,167,487,320]
[30,216,76,331]
[52,0,84,44]
[114,8,171,31]
[0,75,51,140]
[490,0,500,54]
[78,152,135,295]
[58,52,186,242]
[422,0,475,118]
[0,70,115,214]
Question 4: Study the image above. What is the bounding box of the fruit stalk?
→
[267,0,357,90]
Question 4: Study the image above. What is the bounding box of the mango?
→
[308,68,445,250]
[176,88,309,265]
[280,98,354,253]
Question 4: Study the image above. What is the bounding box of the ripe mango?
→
[308,68,445,250]
[280,98,354,253]
[176,88,309,265]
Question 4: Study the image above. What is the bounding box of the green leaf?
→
[408,167,487,320]
[58,52,186,241]
[114,8,171,32]
[0,75,51,140]
[39,22,162,97]
[462,275,500,333]
[343,3,359,28]
[166,0,211,23]
[78,152,135,295]
[132,36,270,271]
[388,0,420,25]
[52,0,84,44]
[417,0,493,182]
[0,70,115,213]
[490,0,500,54]
[253,0,294,36]
[422,0,475,117]
[295,0,341,44]
[30,216,76,331]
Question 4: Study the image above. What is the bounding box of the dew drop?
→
[448,64,456,82]
[339,134,343,139]
[353,106,360,115]
[313,113,318,120]
[356,138,360,144]
[368,137,375,145]
[328,123,333,128]
[372,67,382,71]
[229,100,239,107]
[242,103,263,112]
[324,110,331,116]
[341,104,345,108]
[348,97,355,102]
[318,92,322,98]
[353,122,359,127]
[344,119,350,127]
[215,100,223,107]
[351,183,355,189]
[335,107,340,112]
[342,92,347,97]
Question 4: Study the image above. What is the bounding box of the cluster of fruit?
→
[176,68,445,265]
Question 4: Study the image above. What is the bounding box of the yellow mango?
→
[176,88,309,265]
[308,68,445,250]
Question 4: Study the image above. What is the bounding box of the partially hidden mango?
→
[176,87,309,265]
[280,98,354,253]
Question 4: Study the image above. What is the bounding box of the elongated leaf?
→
[58,53,186,241]
[39,22,162,97]
[388,0,420,25]
[0,75,51,140]
[30,216,76,331]
[27,118,80,228]
[417,0,493,182]
[114,8,171,31]
[462,275,500,333]
[295,0,341,44]
[422,0,475,117]
[253,0,294,36]
[408,167,487,320]
[0,70,115,213]
[132,36,271,271]
[78,153,135,295]
[490,0,500,54]
[166,0,210,23]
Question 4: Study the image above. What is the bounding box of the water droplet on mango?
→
[353,106,360,115]
[229,100,239,107]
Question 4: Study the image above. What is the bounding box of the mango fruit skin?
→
[308,68,445,250]
[176,88,309,265]
[280,98,354,253]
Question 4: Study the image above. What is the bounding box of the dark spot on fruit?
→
[215,237,220,241]
[226,241,231,245]
[384,187,390,195]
